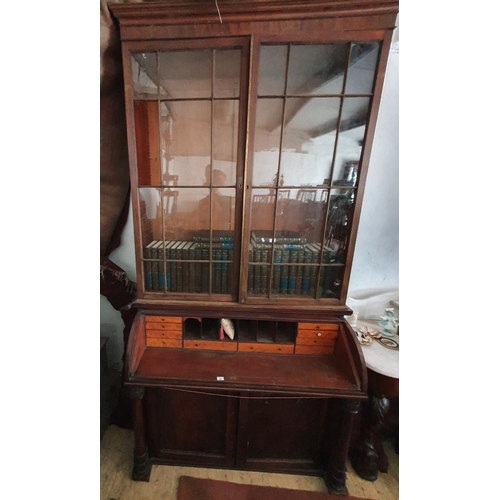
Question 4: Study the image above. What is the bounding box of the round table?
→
[348,319,399,481]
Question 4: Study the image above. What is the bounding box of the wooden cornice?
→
[108,0,399,26]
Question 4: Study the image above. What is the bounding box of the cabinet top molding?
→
[108,0,399,26]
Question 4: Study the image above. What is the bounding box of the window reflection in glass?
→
[213,100,239,186]
[275,188,328,244]
[345,43,380,95]
[331,97,370,185]
[158,50,212,99]
[287,44,347,96]
[161,100,211,186]
[257,45,287,96]
[281,97,340,186]
[139,187,162,292]
[131,53,158,99]
[324,188,355,265]
[214,49,241,98]
[252,98,283,186]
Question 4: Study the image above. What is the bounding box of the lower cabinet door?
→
[145,387,238,467]
[144,387,334,474]
[237,393,330,474]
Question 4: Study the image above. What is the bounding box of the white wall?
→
[347,48,399,294]
[100,46,399,370]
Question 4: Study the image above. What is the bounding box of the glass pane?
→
[158,50,212,99]
[134,101,161,186]
[208,187,236,232]
[214,49,241,98]
[139,188,162,292]
[161,100,211,186]
[275,188,327,244]
[325,188,355,265]
[212,240,234,295]
[345,43,380,95]
[131,53,158,99]
[213,100,239,186]
[287,44,347,96]
[319,265,344,299]
[252,98,283,187]
[276,189,327,297]
[248,188,276,296]
[331,97,370,185]
[281,97,340,186]
[258,45,287,96]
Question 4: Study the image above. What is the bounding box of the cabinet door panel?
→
[241,394,328,472]
[145,388,237,467]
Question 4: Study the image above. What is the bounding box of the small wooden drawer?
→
[184,340,238,352]
[295,336,336,347]
[295,345,335,355]
[146,329,182,339]
[298,323,339,332]
[145,322,183,332]
[296,329,338,340]
[238,343,294,354]
[146,338,182,348]
[144,315,182,324]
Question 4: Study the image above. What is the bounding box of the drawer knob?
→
[317,332,322,337]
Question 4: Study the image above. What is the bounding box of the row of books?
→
[143,233,341,297]
[144,239,234,293]
[248,242,341,296]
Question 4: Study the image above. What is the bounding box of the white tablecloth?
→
[350,318,399,379]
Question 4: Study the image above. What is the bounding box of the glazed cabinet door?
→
[244,41,381,303]
[125,36,385,307]
[144,388,239,467]
[129,38,249,301]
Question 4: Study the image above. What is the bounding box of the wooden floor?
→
[100,424,399,500]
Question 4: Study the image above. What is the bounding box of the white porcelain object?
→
[378,308,398,337]
[220,318,235,340]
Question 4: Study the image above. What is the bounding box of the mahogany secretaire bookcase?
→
[108,0,398,494]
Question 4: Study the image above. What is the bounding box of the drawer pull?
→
[317,332,322,337]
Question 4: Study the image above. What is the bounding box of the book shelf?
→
[108,0,398,494]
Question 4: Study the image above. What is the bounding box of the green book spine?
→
[302,248,312,295]
[221,249,228,294]
[288,249,298,294]
[195,245,202,293]
[260,249,269,295]
[182,242,190,293]
[306,244,320,296]
[248,246,254,295]
[143,240,156,291]
[201,247,209,293]
[170,242,179,292]
[188,243,196,293]
[164,241,174,291]
[227,249,234,295]
[213,248,222,294]
[280,250,289,294]
[272,250,282,294]
[295,248,304,294]
[157,242,165,290]
[151,241,161,291]
[253,248,261,295]
[176,242,184,293]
